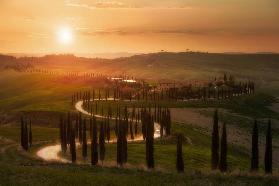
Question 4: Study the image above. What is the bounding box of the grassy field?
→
[1,53,279,185]
[0,123,278,186]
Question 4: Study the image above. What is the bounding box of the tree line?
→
[71,80,255,107]
[58,104,171,169]
[20,107,273,174]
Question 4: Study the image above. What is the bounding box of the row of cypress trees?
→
[72,80,255,106]
[80,99,172,141]
[59,107,167,169]
[211,110,273,174]
[20,116,32,151]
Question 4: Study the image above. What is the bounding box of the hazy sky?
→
[0,0,279,54]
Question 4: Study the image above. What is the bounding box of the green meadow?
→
[0,53,279,185]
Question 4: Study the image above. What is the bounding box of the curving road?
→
[36,99,162,163]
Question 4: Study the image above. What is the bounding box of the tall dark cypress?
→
[89,118,92,139]
[99,121,106,164]
[219,122,227,172]
[28,119,32,147]
[176,134,184,173]
[135,115,138,136]
[67,112,71,145]
[24,120,29,151]
[115,116,119,136]
[106,117,110,142]
[166,109,171,135]
[82,119,87,159]
[61,117,67,153]
[75,114,79,138]
[78,113,83,144]
[251,120,259,171]
[59,115,63,150]
[70,127,76,163]
[211,109,219,170]
[129,120,134,140]
[123,116,128,163]
[265,119,272,174]
[91,116,98,165]
[141,109,147,140]
[117,119,124,166]
[20,116,24,148]
[146,114,154,169]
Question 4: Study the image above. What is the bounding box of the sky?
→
[0,0,279,54]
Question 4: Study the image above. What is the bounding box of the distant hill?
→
[1,52,279,94]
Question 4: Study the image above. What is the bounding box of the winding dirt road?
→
[36,99,161,163]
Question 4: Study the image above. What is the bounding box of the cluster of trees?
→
[211,110,273,174]
[71,86,142,105]
[59,112,92,162]
[71,78,255,106]
[58,102,173,169]
[162,82,254,101]
[20,117,32,151]
[71,89,172,139]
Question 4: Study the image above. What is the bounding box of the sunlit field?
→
[0,52,278,186]
[1,0,279,185]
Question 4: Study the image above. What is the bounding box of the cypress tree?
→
[82,119,87,159]
[24,120,29,151]
[91,116,98,165]
[211,109,219,170]
[129,120,134,140]
[75,114,79,139]
[251,120,259,171]
[117,119,124,166]
[70,127,76,163]
[123,116,128,163]
[20,116,24,148]
[61,117,67,153]
[95,102,98,115]
[115,116,119,136]
[176,134,184,173]
[59,115,63,150]
[78,114,83,144]
[219,122,227,172]
[67,112,71,145]
[166,109,171,135]
[89,118,92,139]
[99,121,105,164]
[146,114,154,169]
[135,115,138,136]
[28,119,32,147]
[106,117,110,142]
[265,119,272,174]
[141,109,147,140]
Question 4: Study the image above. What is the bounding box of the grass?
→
[0,162,278,186]
[0,123,278,186]
[0,62,279,185]
[51,121,250,172]
[0,163,278,186]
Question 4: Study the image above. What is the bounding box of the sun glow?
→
[57,27,73,45]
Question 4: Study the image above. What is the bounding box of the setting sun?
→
[57,27,73,45]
